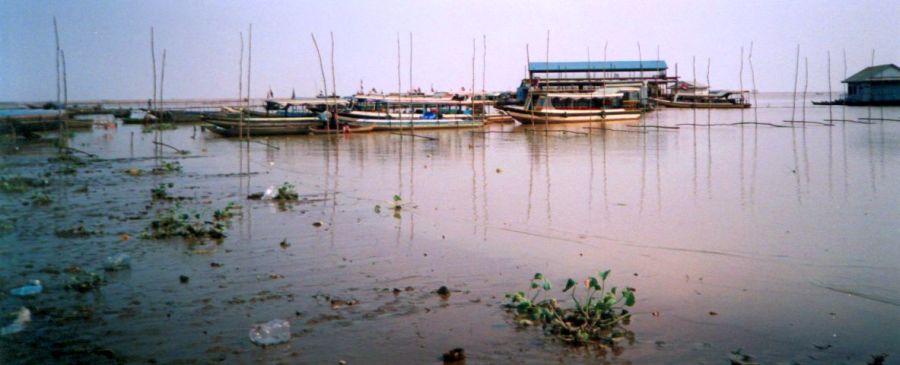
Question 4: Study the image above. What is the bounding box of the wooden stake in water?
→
[791,44,799,122]
[246,23,253,147]
[53,17,61,112]
[160,50,166,116]
[330,31,338,130]
[60,49,68,110]
[151,27,157,114]
[544,30,550,130]
[311,33,329,129]
[526,43,535,128]
[471,38,476,122]
[238,32,244,140]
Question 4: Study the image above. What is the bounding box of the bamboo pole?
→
[544,30,549,130]
[827,51,833,122]
[739,46,744,123]
[60,49,68,111]
[238,32,244,140]
[471,38,476,123]
[330,31,337,130]
[526,43,535,128]
[311,33,329,125]
[396,33,402,124]
[802,56,808,123]
[246,23,253,147]
[749,42,759,124]
[53,17,61,112]
[706,57,711,126]
[409,32,413,133]
[160,50,166,115]
[151,27,157,114]
[790,44,799,122]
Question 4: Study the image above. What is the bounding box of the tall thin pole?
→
[749,42,758,124]
[330,31,337,130]
[526,43,535,128]
[471,38,476,121]
[802,56,808,122]
[311,33,329,126]
[53,17,61,114]
[791,44,799,122]
[151,27,157,114]
[246,23,253,145]
[60,49,68,110]
[482,34,486,94]
[160,50,166,115]
[238,32,244,139]
[409,32,413,93]
[544,30,549,130]
[397,33,402,122]
[827,51,833,121]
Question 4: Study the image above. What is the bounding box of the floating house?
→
[841,64,900,106]
[523,60,674,106]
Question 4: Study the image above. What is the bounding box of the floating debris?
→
[248,319,291,346]
[66,271,104,293]
[279,238,290,248]
[103,253,132,272]
[179,275,190,284]
[442,348,465,363]
[1,307,32,336]
[9,280,42,297]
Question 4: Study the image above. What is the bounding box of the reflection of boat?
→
[0,109,67,134]
[338,94,485,130]
[653,81,750,108]
[497,89,642,124]
[308,125,375,134]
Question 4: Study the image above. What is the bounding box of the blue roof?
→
[529,60,667,73]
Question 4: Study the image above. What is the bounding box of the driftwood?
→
[859,117,900,122]
[152,140,188,154]
[583,127,647,134]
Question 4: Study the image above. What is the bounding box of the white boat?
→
[338,93,486,131]
[496,89,642,125]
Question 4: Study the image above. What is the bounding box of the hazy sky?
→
[1,0,897,102]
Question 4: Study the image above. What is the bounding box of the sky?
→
[1,0,898,102]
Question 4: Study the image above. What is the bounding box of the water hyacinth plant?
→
[504,270,635,345]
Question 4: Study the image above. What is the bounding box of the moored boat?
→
[653,81,750,108]
[338,93,486,131]
[496,88,642,125]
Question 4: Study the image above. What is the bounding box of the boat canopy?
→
[266,98,348,109]
[354,95,489,106]
[540,88,632,99]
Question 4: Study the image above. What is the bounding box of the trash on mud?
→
[436,285,451,298]
[248,319,291,346]
[179,275,190,284]
[442,348,465,363]
[728,349,760,365]
[103,253,132,272]
[66,271,104,293]
[279,239,290,248]
[9,280,43,297]
[1,307,32,336]
[55,225,102,238]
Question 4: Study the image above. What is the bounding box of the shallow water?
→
[1,94,898,364]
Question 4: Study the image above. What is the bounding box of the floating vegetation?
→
[0,176,49,193]
[0,220,14,236]
[55,225,102,238]
[65,271,104,293]
[275,182,299,201]
[144,205,231,241]
[30,192,52,206]
[213,202,241,221]
[141,123,176,133]
[504,270,635,346]
[47,153,87,165]
[151,183,173,200]
[151,161,182,174]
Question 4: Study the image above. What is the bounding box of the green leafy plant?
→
[152,161,182,174]
[274,182,299,201]
[151,183,173,200]
[144,205,232,242]
[0,176,49,193]
[30,192,52,206]
[213,202,241,221]
[504,270,635,345]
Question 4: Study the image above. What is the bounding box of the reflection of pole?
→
[802,57,810,185]
[238,32,244,140]
[246,24,253,172]
[827,51,833,197]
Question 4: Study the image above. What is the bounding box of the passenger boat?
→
[496,88,642,125]
[338,94,485,130]
[652,81,750,108]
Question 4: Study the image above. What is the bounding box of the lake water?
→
[1,93,898,364]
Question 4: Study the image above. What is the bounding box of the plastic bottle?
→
[9,280,42,296]
[248,319,291,346]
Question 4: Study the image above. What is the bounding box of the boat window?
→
[575,98,590,109]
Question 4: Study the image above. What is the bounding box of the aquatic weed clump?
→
[504,270,635,346]
[144,205,234,242]
[30,192,52,206]
[0,176,49,193]
[275,182,299,201]
[151,183,173,200]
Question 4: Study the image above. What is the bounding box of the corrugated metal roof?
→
[529,60,667,73]
[842,64,900,83]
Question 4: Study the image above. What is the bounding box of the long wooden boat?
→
[0,110,67,134]
[338,93,486,130]
[205,115,321,136]
[651,97,750,109]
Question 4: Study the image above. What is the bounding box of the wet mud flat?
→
[1,101,899,364]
